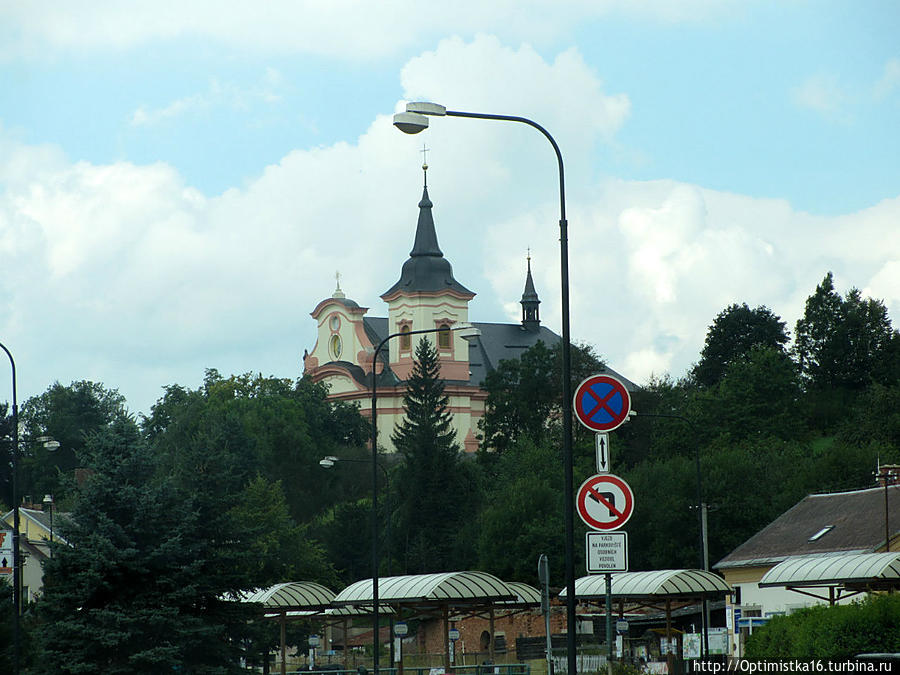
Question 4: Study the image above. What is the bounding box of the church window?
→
[399,324,411,351]
[437,324,451,349]
[329,334,343,360]
[329,315,340,331]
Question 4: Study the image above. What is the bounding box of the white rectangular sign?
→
[595,433,610,473]
[586,531,628,573]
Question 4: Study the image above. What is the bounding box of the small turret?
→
[520,252,541,331]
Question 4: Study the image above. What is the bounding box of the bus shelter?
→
[332,571,540,671]
[758,552,900,604]
[560,569,731,663]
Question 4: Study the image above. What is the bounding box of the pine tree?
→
[33,419,257,674]
[391,338,474,573]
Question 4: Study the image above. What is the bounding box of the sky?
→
[1,0,898,418]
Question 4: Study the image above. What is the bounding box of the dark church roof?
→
[715,485,900,570]
[381,186,474,299]
[359,317,637,391]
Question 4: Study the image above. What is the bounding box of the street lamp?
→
[42,494,54,555]
[0,340,22,675]
[631,411,709,655]
[368,322,479,674]
[393,102,578,675]
[320,455,396,665]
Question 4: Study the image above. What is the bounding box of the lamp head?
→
[393,112,429,135]
[319,456,338,469]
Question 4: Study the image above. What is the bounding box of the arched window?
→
[437,324,451,349]
[399,324,411,351]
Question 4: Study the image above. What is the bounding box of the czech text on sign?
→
[586,531,628,573]
[576,473,634,531]
[574,374,632,432]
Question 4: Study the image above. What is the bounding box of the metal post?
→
[438,109,575,675]
[605,573,613,672]
[1,341,20,675]
[371,325,470,674]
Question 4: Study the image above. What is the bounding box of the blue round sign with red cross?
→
[573,374,632,432]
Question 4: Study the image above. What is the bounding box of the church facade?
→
[303,179,560,453]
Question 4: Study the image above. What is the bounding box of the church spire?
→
[520,250,541,331]
[381,163,474,300]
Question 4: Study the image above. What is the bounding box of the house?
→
[714,472,900,656]
[303,170,634,452]
[2,502,66,604]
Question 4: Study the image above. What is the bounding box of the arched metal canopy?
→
[560,570,731,600]
[243,581,336,610]
[333,571,518,606]
[759,552,900,590]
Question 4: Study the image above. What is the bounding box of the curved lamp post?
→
[368,322,480,674]
[393,102,578,675]
[0,340,21,675]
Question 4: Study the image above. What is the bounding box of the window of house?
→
[399,324,411,351]
[437,324,451,349]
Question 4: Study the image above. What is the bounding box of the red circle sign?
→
[576,474,634,531]
[573,374,631,432]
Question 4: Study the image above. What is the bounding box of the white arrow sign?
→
[596,433,610,473]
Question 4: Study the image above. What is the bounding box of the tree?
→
[794,272,900,390]
[18,380,135,503]
[475,437,566,581]
[144,370,370,524]
[691,303,789,388]
[479,340,606,454]
[697,345,806,442]
[33,419,259,674]
[391,338,478,573]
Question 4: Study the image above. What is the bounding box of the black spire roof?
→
[520,254,541,330]
[381,185,474,299]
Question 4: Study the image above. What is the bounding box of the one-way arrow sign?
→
[596,433,610,473]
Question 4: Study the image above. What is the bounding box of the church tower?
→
[379,168,475,381]
[520,252,541,331]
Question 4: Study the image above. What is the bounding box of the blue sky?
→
[1,1,898,416]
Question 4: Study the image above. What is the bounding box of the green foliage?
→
[696,345,806,443]
[33,419,258,674]
[19,380,135,503]
[391,338,478,573]
[692,303,789,388]
[745,594,900,658]
[0,583,12,673]
[144,370,370,524]
[794,272,900,391]
[475,437,566,582]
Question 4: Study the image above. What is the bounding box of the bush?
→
[745,594,900,658]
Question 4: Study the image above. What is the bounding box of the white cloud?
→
[1,35,897,416]
[874,57,900,100]
[130,70,286,126]
[0,0,737,62]
[791,73,848,118]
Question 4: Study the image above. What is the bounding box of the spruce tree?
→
[391,337,471,573]
[33,419,257,674]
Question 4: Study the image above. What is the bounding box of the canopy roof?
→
[333,571,518,607]
[759,552,900,589]
[243,581,336,610]
[560,570,731,601]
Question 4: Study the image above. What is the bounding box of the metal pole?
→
[370,326,460,674]
[442,110,575,675]
[1,341,20,675]
[632,412,707,656]
[605,573,613,672]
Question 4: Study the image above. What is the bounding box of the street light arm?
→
[0,340,21,675]
[397,102,576,675]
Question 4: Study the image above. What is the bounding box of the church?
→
[303,174,583,453]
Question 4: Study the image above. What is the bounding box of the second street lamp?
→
[368,322,479,674]
[393,102,578,675]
